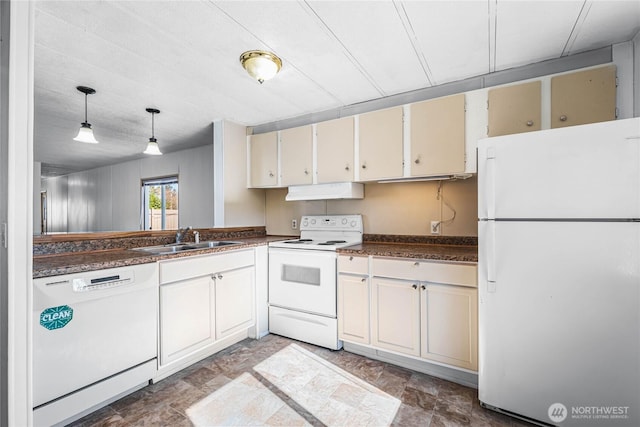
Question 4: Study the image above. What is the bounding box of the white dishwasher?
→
[33,263,159,426]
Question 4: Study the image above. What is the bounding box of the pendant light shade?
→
[73,86,99,144]
[144,108,162,155]
[240,50,282,84]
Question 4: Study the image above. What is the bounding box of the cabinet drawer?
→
[160,249,254,284]
[372,257,477,287]
[338,255,369,275]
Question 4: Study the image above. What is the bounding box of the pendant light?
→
[143,108,162,155]
[239,50,282,84]
[73,86,99,144]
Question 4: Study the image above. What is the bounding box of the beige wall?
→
[266,177,478,237]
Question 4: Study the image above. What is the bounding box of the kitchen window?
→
[142,176,178,230]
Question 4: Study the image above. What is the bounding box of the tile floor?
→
[70,335,534,426]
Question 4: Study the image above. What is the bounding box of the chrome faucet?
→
[175,226,192,244]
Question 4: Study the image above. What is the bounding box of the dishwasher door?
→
[33,263,158,407]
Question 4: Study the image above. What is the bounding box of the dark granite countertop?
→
[33,236,289,279]
[337,242,478,263]
[34,233,478,278]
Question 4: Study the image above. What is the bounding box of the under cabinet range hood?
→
[285,182,364,201]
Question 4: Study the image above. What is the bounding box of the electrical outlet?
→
[291,219,298,229]
[430,221,441,235]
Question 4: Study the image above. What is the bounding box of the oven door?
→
[268,248,337,317]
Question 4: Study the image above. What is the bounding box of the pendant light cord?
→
[151,111,155,139]
[83,93,88,123]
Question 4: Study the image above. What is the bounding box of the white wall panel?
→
[91,166,113,231]
[67,171,89,232]
[178,144,214,228]
[111,160,141,231]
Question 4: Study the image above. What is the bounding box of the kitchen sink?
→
[132,241,242,255]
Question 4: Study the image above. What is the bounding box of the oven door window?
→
[268,248,337,317]
[281,264,321,286]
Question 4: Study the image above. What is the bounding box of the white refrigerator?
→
[477,117,640,426]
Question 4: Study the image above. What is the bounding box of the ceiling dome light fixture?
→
[143,108,163,155]
[240,50,282,84]
[73,86,99,144]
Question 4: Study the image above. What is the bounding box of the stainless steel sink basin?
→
[132,241,242,255]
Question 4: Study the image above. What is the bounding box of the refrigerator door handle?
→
[487,221,497,291]
[486,146,496,219]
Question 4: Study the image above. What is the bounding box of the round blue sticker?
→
[40,305,74,330]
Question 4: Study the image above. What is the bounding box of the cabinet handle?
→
[421,285,426,290]
[413,262,420,267]
[414,158,420,164]
[526,120,534,126]
[304,168,309,175]
[268,171,274,178]
[210,274,216,280]
[412,284,418,289]
[559,115,567,122]
[217,274,223,280]
[349,256,354,261]
[361,278,366,282]
[345,164,350,171]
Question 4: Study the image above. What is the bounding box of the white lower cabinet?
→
[160,275,215,366]
[339,255,478,372]
[157,249,255,377]
[215,266,255,339]
[420,283,478,370]
[371,277,421,356]
[338,274,370,344]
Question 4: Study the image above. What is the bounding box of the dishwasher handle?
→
[72,271,135,292]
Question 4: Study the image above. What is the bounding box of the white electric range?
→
[268,215,363,349]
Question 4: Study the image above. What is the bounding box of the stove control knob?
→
[350,221,357,227]
[311,219,316,225]
[342,218,348,225]
[302,219,309,227]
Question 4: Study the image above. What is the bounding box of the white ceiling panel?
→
[214,1,382,106]
[494,1,584,70]
[565,0,640,55]
[402,1,489,85]
[307,1,430,96]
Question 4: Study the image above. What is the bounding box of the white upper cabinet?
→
[280,125,313,186]
[410,94,466,176]
[358,107,404,181]
[248,131,278,188]
[316,117,355,183]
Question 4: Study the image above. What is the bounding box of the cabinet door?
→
[359,107,403,181]
[421,283,477,370]
[371,277,420,356]
[338,274,370,344]
[317,117,354,183]
[215,266,255,340]
[280,125,313,185]
[249,131,278,187]
[488,81,541,137]
[551,65,616,129]
[160,276,214,366]
[410,94,465,176]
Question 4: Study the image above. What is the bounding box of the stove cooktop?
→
[269,215,363,251]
